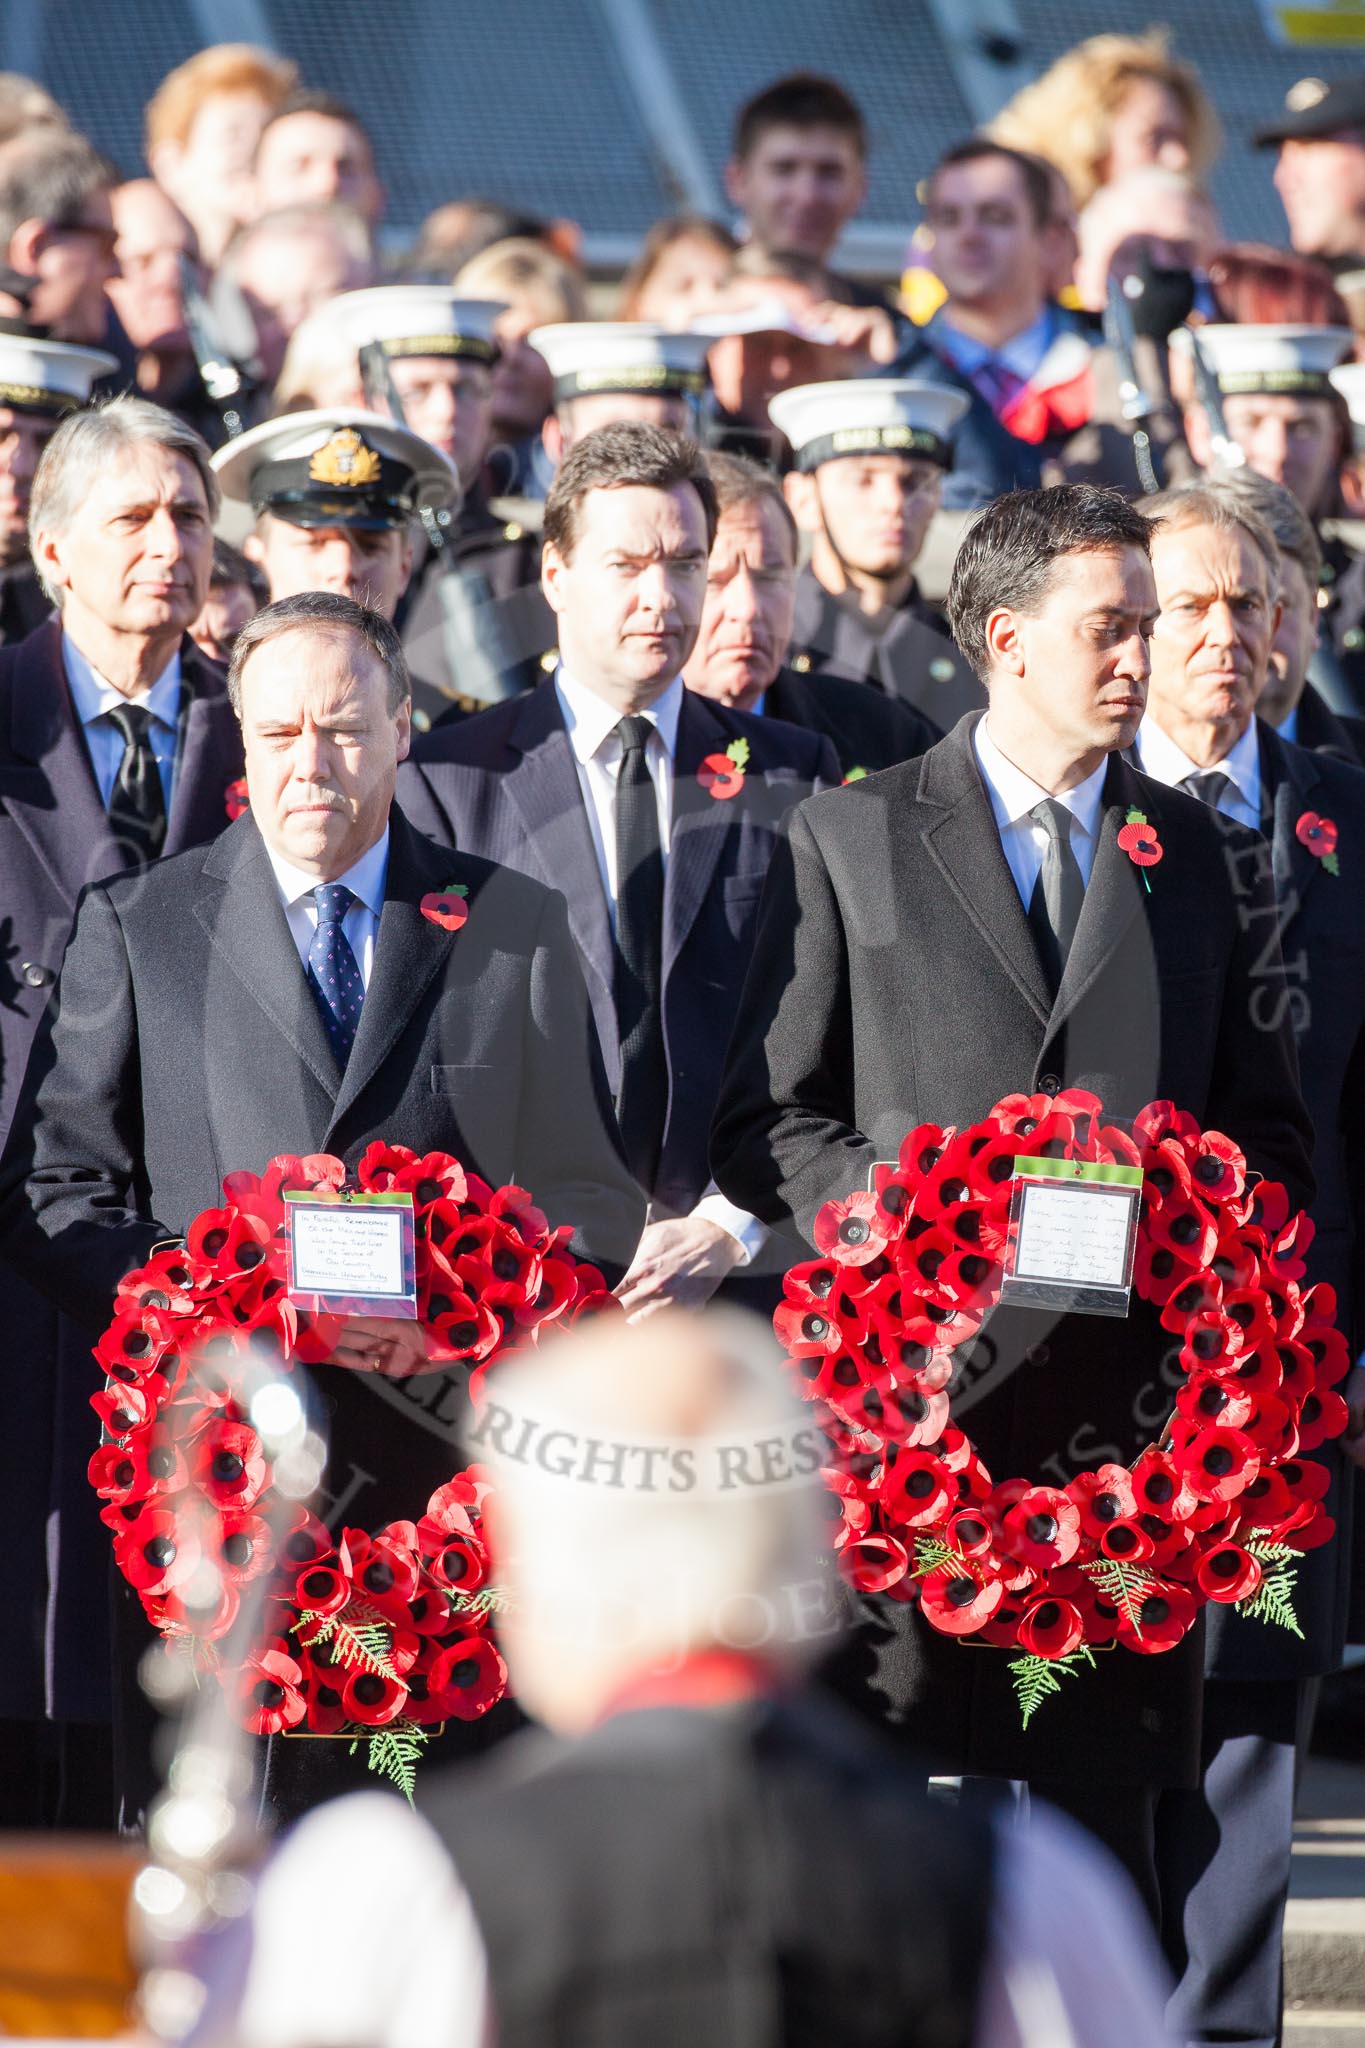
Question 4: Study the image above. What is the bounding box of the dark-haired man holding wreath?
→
[0,590,644,1825]
[712,483,1314,1916]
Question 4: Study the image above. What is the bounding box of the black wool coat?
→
[712,715,1315,1786]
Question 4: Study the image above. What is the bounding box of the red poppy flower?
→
[879,1449,953,1528]
[813,1193,891,1267]
[698,737,749,799]
[1177,1371,1257,1433]
[919,1567,1005,1636]
[897,1121,952,1178]
[1266,1213,1315,1285]
[224,776,250,821]
[424,1633,507,1719]
[94,1309,175,1383]
[1113,1578,1198,1653]
[115,1245,204,1316]
[773,1297,850,1357]
[330,1663,405,1726]
[1189,1132,1247,1202]
[114,1504,202,1596]
[341,1530,421,1615]
[92,1377,167,1438]
[151,1577,241,1642]
[1118,817,1162,866]
[1172,1423,1259,1503]
[1297,1388,1350,1451]
[278,1508,333,1575]
[424,1286,502,1364]
[1135,1102,1202,1153]
[234,1646,307,1734]
[1134,1234,1200,1307]
[1067,1464,1137,1538]
[88,1441,150,1505]
[1295,810,1338,860]
[1001,1487,1081,1571]
[1149,1194,1219,1267]
[426,1532,487,1597]
[191,1420,268,1509]
[293,1562,350,1617]
[1017,1596,1085,1659]
[1304,1315,1351,1389]
[1130,1450,1189,1522]
[839,1533,912,1593]
[939,1508,991,1560]
[262,1153,348,1200]
[1179,1310,1248,1376]
[187,1208,273,1283]
[420,886,469,932]
[1196,1543,1262,1604]
[1098,1517,1156,1566]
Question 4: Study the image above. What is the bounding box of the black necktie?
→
[1027,798,1085,996]
[106,702,167,864]
[1182,769,1231,812]
[612,714,667,1191]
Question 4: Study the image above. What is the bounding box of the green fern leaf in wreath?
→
[361,1721,430,1806]
[1008,1645,1096,1728]
[1081,1556,1157,1632]
[450,1587,508,1620]
[1238,1556,1305,1640]
[912,1536,960,1580]
[298,1609,402,1681]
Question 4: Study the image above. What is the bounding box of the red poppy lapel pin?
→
[420,884,469,932]
[698,736,750,801]
[1117,807,1162,892]
[1295,810,1340,876]
[224,777,249,821]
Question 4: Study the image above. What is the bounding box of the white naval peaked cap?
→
[211,407,456,527]
[528,321,712,403]
[1174,323,1353,395]
[325,287,507,363]
[0,332,116,415]
[767,379,970,471]
[1329,361,1365,448]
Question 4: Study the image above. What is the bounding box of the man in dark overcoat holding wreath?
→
[712,484,1315,1918]
[0,591,644,1825]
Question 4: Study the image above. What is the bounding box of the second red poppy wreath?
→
[773,1090,1347,1723]
[88,1146,613,1795]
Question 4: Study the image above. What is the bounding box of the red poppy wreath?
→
[774,1091,1347,1725]
[89,1146,613,1796]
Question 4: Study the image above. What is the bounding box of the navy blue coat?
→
[398,679,838,1238]
[889,336,1044,510]
[0,619,243,1718]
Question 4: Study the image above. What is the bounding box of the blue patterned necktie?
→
[307,883,364,1064]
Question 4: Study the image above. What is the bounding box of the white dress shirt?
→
[973,719,1110,907]
[195,1785,1169,2048]
[1136,713,1262,830]
[63,634,182,812]
[265,830,390,991]
[554,664,765,1265]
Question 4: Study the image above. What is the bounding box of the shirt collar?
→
[973,716,1110,840]
[1277,703,1300,745]
[265,827,391,917]
[931,305,1056,381]
[1138,713,1261,811]
[555,663,683,765]
[62,633,183,729]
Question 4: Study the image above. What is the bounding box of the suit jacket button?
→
[1026,1342,1051,1365]
[21,962,53,987]
[1039,1073,1061,1095]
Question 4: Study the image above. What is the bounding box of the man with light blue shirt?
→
[399,421,838,1318]
[713,482,1314,1920]
[0,590,644,1824]
[0,394,242,1824]
[1137,480,1365,2048]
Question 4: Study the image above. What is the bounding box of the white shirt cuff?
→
[692,1189,769,1266]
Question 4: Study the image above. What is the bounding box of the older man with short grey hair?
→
[0,393,242,1825]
